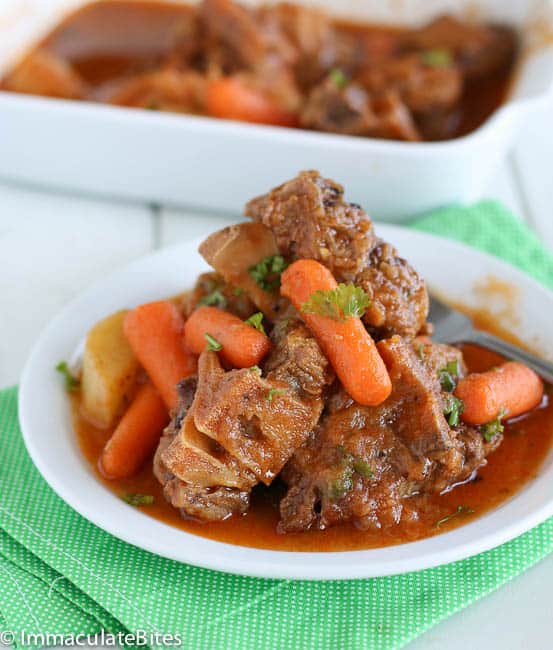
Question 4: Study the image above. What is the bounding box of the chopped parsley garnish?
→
[122,493,154,507]
[199,288,226,308]
[266,387,287,402]
[353,458,374,479]
[330,466,354,499]
[55,361,80,392]
[480,408,508,442]
[301,283,371,321]
[440,373,456,392]
[249,255,289,292]
[443,394,464,427]
[439,359,460,392]
[421,48,453,68]
[233,287,244,296]
[336,446,374,479]
[205,333,222,351]
[448,359,460,374]
[329,67,349,88]
[416,343,425,361]
[249,365,262,375]
[435,505,475,528]
[244,312,266,335]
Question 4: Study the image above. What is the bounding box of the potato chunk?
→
[81,310,139,429]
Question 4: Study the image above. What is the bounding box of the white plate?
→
[19,224,553,580]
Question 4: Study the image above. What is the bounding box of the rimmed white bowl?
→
[19,225,553,579]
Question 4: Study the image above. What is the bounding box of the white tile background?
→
[1,104,552,649]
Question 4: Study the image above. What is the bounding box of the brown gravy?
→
[72,311,553,552]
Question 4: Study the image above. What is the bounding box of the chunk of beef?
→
[300,79,378,135]
[154,375,257,521]
[168,376,198,433]
[356,53,463,140]
[200,0,267,71]
[334,27,401,74]
[201,0,338,85]
[154,377,247,519]
[370,91,421,142]
[191,329,330,482]
[279,413,415,532]
[415,338,466,380]
[200,0,296,73]
[360,54,463,116]
[302,50,460,139]
[300,80,420,141]
[279,337,499,532]
[155,321,331,520]
[357,240,429,339]
[258,3,337,87]
[162,408,258,488]
[246,171,429,338]
[407,15,517,80]
[374,337,465,468]
[164,481,250,521]
[245,170,375,281]
[264,318,335,398]
[165,10,203,69]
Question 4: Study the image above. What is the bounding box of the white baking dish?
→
[0,0,552,220]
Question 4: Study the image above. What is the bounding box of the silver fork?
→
[429,294,553,384]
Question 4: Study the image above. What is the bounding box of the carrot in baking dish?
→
[123,301,196,411]
[205,77,299,127]
[99,382,169,480]
[280,259,392,406]
[455,361,544,425]
[183,306,271,368]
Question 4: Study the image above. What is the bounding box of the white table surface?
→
[1,104,552,649]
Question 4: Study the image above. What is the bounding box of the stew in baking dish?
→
[58,171,552,551]
[1,0,518,141]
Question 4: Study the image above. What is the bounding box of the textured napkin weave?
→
[2,200,553,650]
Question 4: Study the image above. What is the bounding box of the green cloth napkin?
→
[2,200,553,650]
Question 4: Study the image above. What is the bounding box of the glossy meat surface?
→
[279,338,501,532]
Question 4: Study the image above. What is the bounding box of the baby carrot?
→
[99,382,169,479]
[455,361,544,425]
[123,301,196,411]
[280,259,392,406]
[183,306,271,368]
[205,77,299,127]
